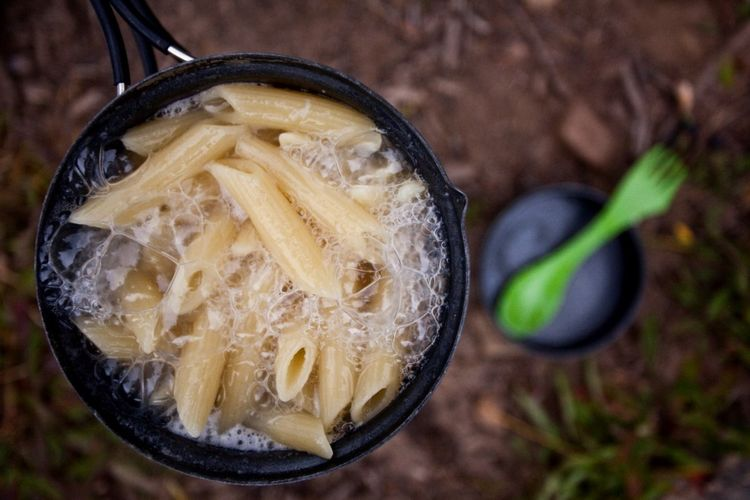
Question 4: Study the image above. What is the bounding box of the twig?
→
[695,21,750,95]
[442,16,462,70]
[509,3,570,99]
[486,403,572,456]
[365,0,404,33]
[452,0,491,35]
[620,62,652,155]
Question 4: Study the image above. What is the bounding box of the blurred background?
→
[2,0,750,498]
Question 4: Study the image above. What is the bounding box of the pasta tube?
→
[350,347,401,424]
[118,269,162,354]
[229,222,263,257]
[162,207,237,319]
[278,130,382,156]
[121,111,210,156]
[274,322,318,402]
[174,308,227,437]
[74,317,140,359]
[207,162,339,299]
[292,379,320,418]
[246,412,333,459]
[218,335,262,433]
[70,123,242,228]
[203,83,374,141]
[110,192,167,227]
[318,342,354,429]
[234,135,386,256]
[348,185,386,209]
[217,267,275,432]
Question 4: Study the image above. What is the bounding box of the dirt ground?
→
[2,0,749,498]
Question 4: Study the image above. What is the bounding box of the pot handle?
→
[91,0,193,95]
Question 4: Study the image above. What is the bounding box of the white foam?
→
[49,90,448,452]
[167,411,283,452]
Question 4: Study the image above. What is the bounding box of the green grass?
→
[512,150,750,499]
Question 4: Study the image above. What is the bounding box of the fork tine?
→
[660,165,687,196]
[656,158,680,184]
[630,146,667,184]
[656,152,683,182]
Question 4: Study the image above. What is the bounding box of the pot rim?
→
[35,52,469,484]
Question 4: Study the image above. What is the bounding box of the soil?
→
[2,0,749,498]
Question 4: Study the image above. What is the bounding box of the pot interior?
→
[35,53,468,483]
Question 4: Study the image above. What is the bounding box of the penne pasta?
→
[318,342,354,429]
[162,207,237,319]
[229,222,263,257]
[74,317,141,359]
[70,123,243,228]
[276,131,311,150]
[217,267,275,432]
[234,135,386,256]
[396,180,426,202]
[173,308,227,437]
[350,347,401,424]
[149,370,174,406]
[218,333,262,433]
[57,82,448,456]
[118,269,162,354]
[278,130,382,157]
[202,83,375,142]
[245,412,333,459]
[348,184,386,209]
[111,192,168,227]
[348,131,383,157]
[121,111,211,156]
[207,162,339,299]
[292,379,320,418]
[274,322,318,402]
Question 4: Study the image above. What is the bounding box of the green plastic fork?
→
[496,145,687,338]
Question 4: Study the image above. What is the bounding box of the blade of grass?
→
[554,371,578,438]
[639,315,659,370]
[584,359,604,403]
[517,393,561,442]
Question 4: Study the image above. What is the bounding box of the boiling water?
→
[40,89,448,451]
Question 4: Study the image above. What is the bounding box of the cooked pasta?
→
[217,333,262,433]
[245,412,333,460]
[161,207,237,320]
[118,269,162,354]
[319,342,355,429]
[173,308,227,438]
[351,347,401,424]
[207,162,339,299]
[121,110,211,156]
[74,317,141,359]
[49,82,448,460]
[274,322,318,403]
[234,134,385,258]
[70,123,242,228]
[202,83,374,142]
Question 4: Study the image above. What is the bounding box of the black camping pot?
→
[35,53,469,483]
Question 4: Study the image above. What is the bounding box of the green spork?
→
[496,145,687,338]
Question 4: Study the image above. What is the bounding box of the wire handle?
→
[89,0,194,95]
[90,0,130,91]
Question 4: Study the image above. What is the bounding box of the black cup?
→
[35,53,469,483]
[479,184,644,357]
